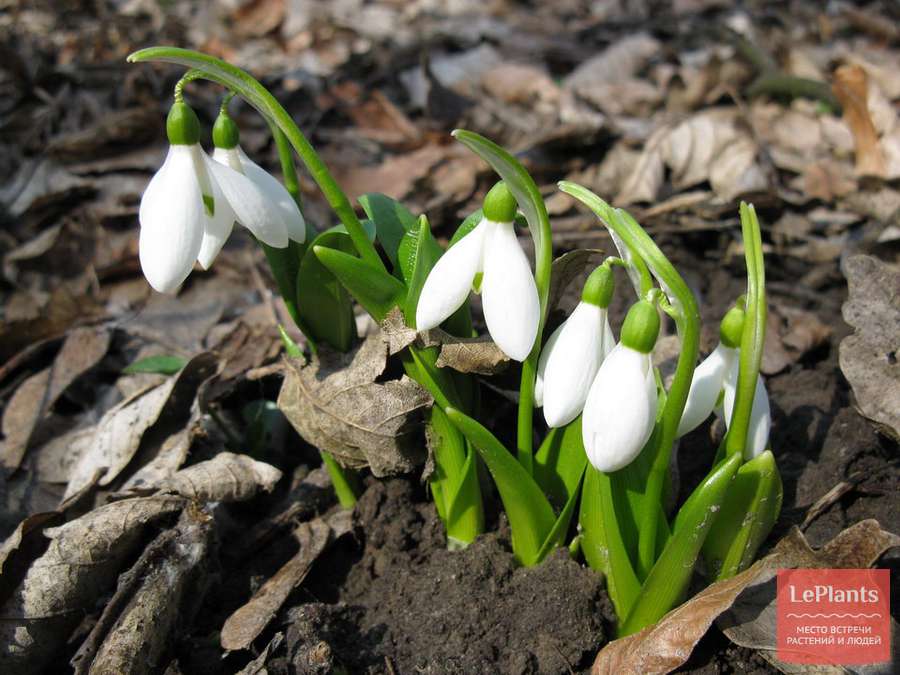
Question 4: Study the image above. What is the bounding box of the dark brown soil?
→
[278,478,613,674]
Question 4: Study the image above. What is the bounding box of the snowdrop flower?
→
[139,102,303,294]
[205,110,306,267]
[676,306,771,459]
[415,182,540,361]
[582,299,660,472]
[535,264,615,428]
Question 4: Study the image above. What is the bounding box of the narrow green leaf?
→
[449,208,484,246]
[445,407,557,566]
[534,417,588,510]
[278,325,303,359]
[580,466,642,620]
[620,452,742,636]
[296,230,357,352]
[535,470,585,562]
[359,192,417,268]
[401,216,443,326]
[313,245,406,323]
[428,407,484,547]
[123,355,187,375]
[703,450,782,580]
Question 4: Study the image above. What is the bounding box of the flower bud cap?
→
[620,299,660,354]
[482,181,517,222]
[166,101,201,146]
[719,305,746,349]
[581,265,614,308]
[212,111,240,149]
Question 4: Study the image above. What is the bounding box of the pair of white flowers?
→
[536,293,770,472]
[538,295,661,473]
[139,102,306,293]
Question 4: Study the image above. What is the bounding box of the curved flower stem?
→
[725,203,766,457]
[129,47,384,272]
[558,183,700,576]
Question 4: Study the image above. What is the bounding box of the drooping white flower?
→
[582,343,658,472]
[415,182,540,361]
[676,306,772,459]
[535,265,616,428]
[676,342,736,437]
[139,101,230,293]
[201,111,306,268]
[582,299,660,473]
[139,102,299,293]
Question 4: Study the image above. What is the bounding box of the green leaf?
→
[534,417,588,510]
[702,450,782,580]
[445,407,557,566]
[123,355,187,375]
[359,193,417,268]
[400,216,443,326]
[580,466,641,620]
[536,470,585,562]
[620,452,742,636]
[296,230,357,353]
[313,245,406,323]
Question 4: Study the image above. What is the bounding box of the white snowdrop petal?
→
[237,148,307,243]
[481,221,540,361]
[582,345,655,473]
[542,303,608,428]
[534,324,563,408]
[138,145,204,294]
[206,156,289,248]
[415,220,490,331]
[196,176,236,270]
[676,343,735,438]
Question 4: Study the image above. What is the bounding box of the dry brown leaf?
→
[380,309,510,376]
[564,33,661,91]
[547,249,606,316]
[721,521,900,673]
[481,63,560,107]
[1,327,110,469]
[156,452,282,503]
[618,110,766,204]
[0,496,185,673]
[278,334,432,476]
[64,353,218,499]
[591,521,899,675]
[833,65,887,178]
[839,255,900,440]
[220,518,332,652]
[71,507,212,675]
[337,143,451,202]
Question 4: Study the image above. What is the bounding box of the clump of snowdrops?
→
[130,47,782,636]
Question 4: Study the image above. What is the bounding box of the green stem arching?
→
[725,203,766,457]
[128,47,384,273]
[558,183,701,576]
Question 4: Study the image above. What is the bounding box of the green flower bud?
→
[620,299,660,354]
[166,101,201,146]
[212,111,240,149]
[482,181,517,222]
[719,305,746,349]
[581,264,615,308]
